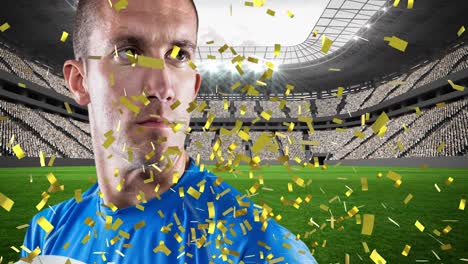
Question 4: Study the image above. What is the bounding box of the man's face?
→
[85,0,200,170]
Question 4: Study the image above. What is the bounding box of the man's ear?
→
[193,71,202,99]
[63,59,90,106]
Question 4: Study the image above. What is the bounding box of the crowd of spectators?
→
[39,111,93,153]
[0,99,93,158]
[339,89,372,114]
[346,113,417,159]
[316,97,340,117]
[260,101,286,118]
[405,106,468,157]
[0,108,58,157]
[185,131,216,160]
[369,99,468,159]
[208,100,231,118]
[361,75,408,109]
[233,101,257,118]
[288,100,312,118]
[249,131,281,160]
[275,132,304,161]
[416,45,468,88]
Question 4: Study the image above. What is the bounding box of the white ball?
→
[16,255,86,264]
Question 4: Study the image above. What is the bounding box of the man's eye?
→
[170,50,190,62]
[115,48,139,63]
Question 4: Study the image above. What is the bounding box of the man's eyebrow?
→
[172,40,197,51]
[110,35,145,46]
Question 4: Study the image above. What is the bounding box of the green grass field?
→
[0,164,467,263]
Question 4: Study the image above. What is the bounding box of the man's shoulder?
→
[21,183,99,257]
[194,168,242,196]
[30,183,98,227]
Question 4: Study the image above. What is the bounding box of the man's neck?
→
[98,151,190,209]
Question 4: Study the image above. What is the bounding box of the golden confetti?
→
[371,112,390,134]
[445,177,454,185]
[75,189,83,203]
[113,0,128,11]
[274,44,281,57]
[0,192,14,212]
[384,36,408,52]
[0,22,10,32]
[153,241,171,256]
[60,31,69,42]
[459,197,466,210]
[457,26,465,37]
[170,45,181,58]
[321,35,332,53]
[362,242,370,253]
[187,187,201,200]
[414,220,425,232]
[266,9,276,16]
[37,216,54,234]
[403,193,413,204]
[12,144,25,159]
[64,102,73,114]
[448,80,465,91]
[407,0,414,9]
[137,55,165,69]
[401,244,411,256]
[361,214,375,235]
[361,177,369,191]
[369,249,386,264]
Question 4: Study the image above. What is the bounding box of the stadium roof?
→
[0,0,467,95]
[196,0,387,64]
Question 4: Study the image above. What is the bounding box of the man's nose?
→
[144,68,175,103]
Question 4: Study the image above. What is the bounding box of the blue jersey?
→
[21,159,318,264]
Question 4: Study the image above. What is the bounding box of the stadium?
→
[0,0,467,263]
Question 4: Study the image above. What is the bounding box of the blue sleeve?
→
[240,219,318,264]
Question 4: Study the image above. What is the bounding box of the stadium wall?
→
[0,156,94,167]
[325,156,468,168]
[1,156,468,168]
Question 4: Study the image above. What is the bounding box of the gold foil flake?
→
[384,36,408,52]
[12,144,25,159]
[401,244,411,256]
[0,192,14,212]
[37,216,54,234]
[414,220,425,232]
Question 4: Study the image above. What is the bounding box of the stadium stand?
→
[233,101,257,118]
[0,45,72,96]
[340,89,372,114]
[185,131,216,160]
[208,100,231,118]
[288,100,312,118]
[0,39,467,162]
[0,99,93,159]
[0,108,57,157]
[416,45,468,88]
[249,131,281,160]
[276,132,306,162]
[315,96,340,117]
[260,100,286,118]
[406,108,468,157]
[369,98,468,159]
[361,74,408,109]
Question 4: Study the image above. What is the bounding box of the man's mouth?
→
[136,117,169,128]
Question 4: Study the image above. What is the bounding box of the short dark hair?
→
[72,0,199,60]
